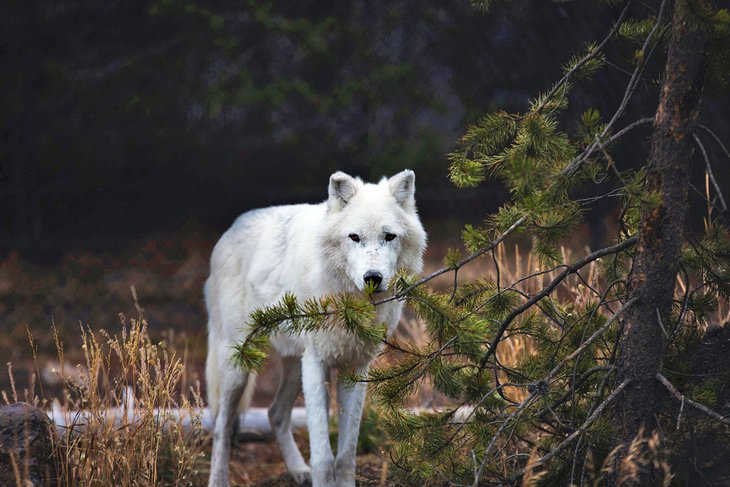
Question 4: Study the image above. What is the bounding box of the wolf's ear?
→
[328,171,358,209]
[389,170,416,207]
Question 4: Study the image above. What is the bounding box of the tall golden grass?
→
[4,297,206,487]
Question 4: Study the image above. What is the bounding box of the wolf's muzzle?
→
[363,271,383,291]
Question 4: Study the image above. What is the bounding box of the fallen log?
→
[46,388,474,436]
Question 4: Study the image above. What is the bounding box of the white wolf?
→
[205,170,427,487]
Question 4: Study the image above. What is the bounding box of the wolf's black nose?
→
[363,271,383,289]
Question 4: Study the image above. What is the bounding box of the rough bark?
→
[614,0,714,484]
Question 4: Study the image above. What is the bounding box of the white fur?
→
[205,170,427,487]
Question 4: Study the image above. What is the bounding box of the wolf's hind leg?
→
[269,356,311,485]
[208,354,250,487]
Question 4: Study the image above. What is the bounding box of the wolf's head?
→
[321,170,427,294]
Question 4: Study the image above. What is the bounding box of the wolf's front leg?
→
[301,352,336,487]
[335,369,368,487]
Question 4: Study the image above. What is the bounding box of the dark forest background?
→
[4,0,728,259]
[1,3,729,485]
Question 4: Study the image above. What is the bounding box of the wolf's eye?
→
[384,233,397,242]
[349,234,360,242]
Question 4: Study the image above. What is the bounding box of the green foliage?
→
[229,3,730,485]
[577,108,607,146]
[462,223,492,253]
[619,17,657,43]
[443,248,463,269]
[470,0,510,14]
[233,292,382,373]
[334,293,384,343]
[234,334,270,373]
[561,43,606,80]
[448,111,518,188]
[369,357,425,406]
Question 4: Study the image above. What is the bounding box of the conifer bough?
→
[235,0,730,484]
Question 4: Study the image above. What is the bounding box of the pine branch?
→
[506,379,632,483]
[472,298,636,485]
[532,0,634,114]
[463,265,602,330]
[478,237,638,369]
[541,365,616,414]
[375,215,528,307]
[543,281,631,418]
[472,390,539,486]
[560,0,670,178]
[544,297,636,382]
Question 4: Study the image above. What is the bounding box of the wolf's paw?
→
[289,466,312,486]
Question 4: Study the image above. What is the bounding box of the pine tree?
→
[615,1,719,484]
[235,1,730,484]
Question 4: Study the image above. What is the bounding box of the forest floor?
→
[200,435,394,486]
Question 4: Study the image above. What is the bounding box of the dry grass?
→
[4,306,206,487]
[518,428,676,487]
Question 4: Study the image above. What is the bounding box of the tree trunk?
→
[615,0,713,484]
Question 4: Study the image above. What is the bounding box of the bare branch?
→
[657,373,730,425]
[603,0,668,130]
[698,124,730,164]
[604,117,655,146]
[693,133,727,212]
[560,0,670,178]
